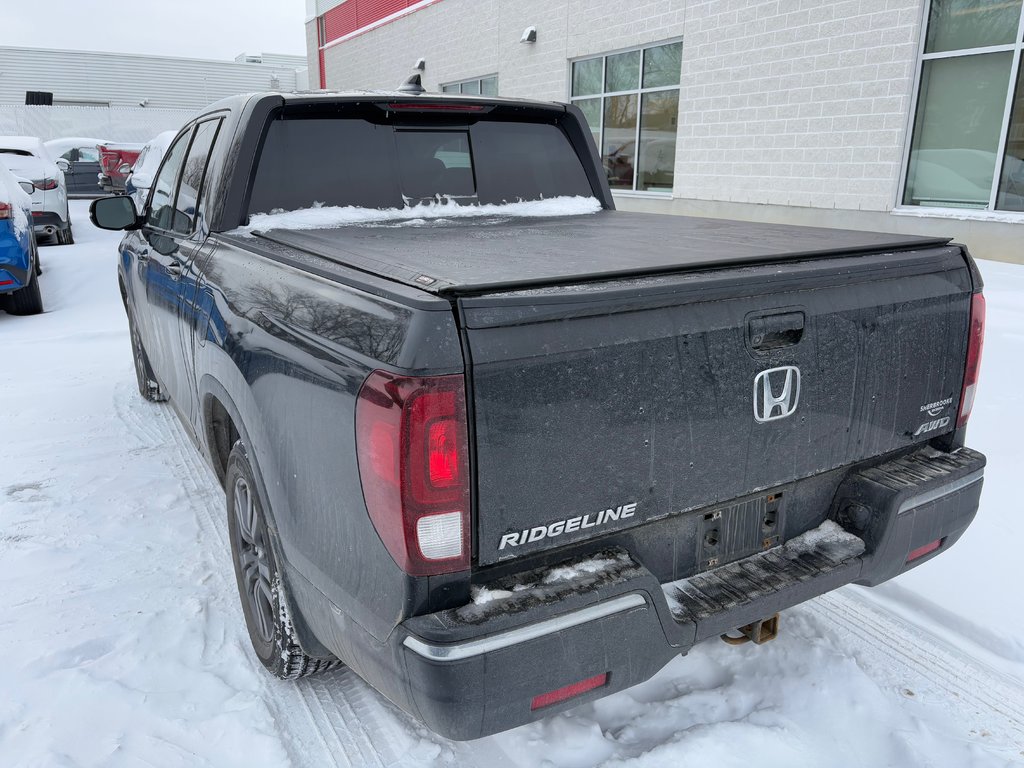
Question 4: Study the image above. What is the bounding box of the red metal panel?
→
[321,0,445,44]
[323,1,358,42]
[358,0,407,28]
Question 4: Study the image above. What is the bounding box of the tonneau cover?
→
[251,210,951,295]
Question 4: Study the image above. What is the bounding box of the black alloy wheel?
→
[225,442,340,679]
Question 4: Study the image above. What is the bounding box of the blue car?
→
[0,159,42,315]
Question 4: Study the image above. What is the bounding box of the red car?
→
[97,143,143,194]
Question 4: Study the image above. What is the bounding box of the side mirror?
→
[55,158,70,172]
[117,162,132,174]
[17,180,35,195]
[90,196,140,231]
[130,171,153,189]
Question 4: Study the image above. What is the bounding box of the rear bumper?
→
[31,210,67,234]
[389,446,984,740]
[287,446,983,740]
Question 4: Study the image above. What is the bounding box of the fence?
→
[0,104,196,143]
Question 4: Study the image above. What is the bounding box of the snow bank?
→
[236,195,603,234]
[0,158,33,235]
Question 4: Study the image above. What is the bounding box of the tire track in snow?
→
[115,389,422,767]
[803,589,1024,751]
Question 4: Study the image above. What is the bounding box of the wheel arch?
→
[199,373,336,660]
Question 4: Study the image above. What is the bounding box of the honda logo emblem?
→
[753,366,801,422]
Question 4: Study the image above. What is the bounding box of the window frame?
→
[440,74,498,96]
[897,0,1024,214]
[568,38,684,198]
[144,117,224,237]
[173,117,224,237]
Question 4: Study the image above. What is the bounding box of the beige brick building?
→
[306,0,1024,263]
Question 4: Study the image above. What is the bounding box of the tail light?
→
[356,370,470,576]
[0,201,10,220]
[956,292,985,429]
[531,673,608,710]
[34,178,58,190]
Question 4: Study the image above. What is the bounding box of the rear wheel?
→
[57,220,74,246]
[6,252,43,316]
[127,309,168,402]
[225,442,341,679]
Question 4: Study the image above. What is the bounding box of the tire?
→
[6,254,43,316]
[127,309,168,402]
[33,233,42,275]
[225,442,341,679]
[57,221,74,246]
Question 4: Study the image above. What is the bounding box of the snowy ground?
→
[1,201,1022,767]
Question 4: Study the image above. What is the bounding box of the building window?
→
[570,41,682,194]
[441,76,498,96]
[903,1,1024,211]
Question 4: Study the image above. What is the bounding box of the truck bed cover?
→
[247,210,951,296]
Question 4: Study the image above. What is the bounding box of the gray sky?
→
[4,1,308,61]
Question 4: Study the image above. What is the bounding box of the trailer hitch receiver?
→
[720,613,780,646]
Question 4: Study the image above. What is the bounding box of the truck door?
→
[140,119,223,429]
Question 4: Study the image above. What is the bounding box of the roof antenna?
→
[398,73,425,95]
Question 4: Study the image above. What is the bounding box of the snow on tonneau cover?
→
[253,208,972,568]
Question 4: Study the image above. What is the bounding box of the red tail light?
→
[355,370,470,576]
[385,102,487,112]
[0,202,10,220]
[531,673,608,710]
[907,538,942,563]
[957,292,985,429]
[34,178,58,191]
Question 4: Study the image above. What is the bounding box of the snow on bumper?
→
[368,446,985,740]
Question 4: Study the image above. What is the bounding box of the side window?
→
[173,119,222,235]
[146,130,192,230]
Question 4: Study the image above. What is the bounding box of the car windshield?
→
[246,114,594,215]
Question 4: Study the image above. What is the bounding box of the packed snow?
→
[0,202,1022,767]
[237,195,603,234]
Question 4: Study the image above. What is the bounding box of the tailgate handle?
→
[749,312,805,351]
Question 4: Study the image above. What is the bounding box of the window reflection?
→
[571,41,682,194]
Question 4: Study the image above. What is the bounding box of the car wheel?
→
[225,442,341,680]
[5,260,44,316]
[58,222,74,246]
[127,309,168,402]
[31,233,42,275]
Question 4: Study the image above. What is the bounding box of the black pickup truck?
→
[90,90,986,740]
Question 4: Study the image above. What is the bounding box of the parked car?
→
[0,158,43,314]
[0,136,72,245]
[91,91,986,741]
[98,143,144,195]
[126,131,177,208]
[44,137,108,197]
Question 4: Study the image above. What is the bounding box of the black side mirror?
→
[90,196,140,231]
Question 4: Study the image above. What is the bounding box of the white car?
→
[126,130,178,209]
[0,136,72,245]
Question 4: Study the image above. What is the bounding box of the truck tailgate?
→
[460,245,973,565]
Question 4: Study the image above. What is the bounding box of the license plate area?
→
[697,492,785,570]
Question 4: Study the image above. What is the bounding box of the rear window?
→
[246,114,593,216]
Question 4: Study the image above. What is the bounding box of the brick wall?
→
[676,0,923,212]
[305,20,320,89]
[312,0,922,213]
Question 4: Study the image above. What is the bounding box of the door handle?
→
[748,311,805,352]
[167,260,183,276]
